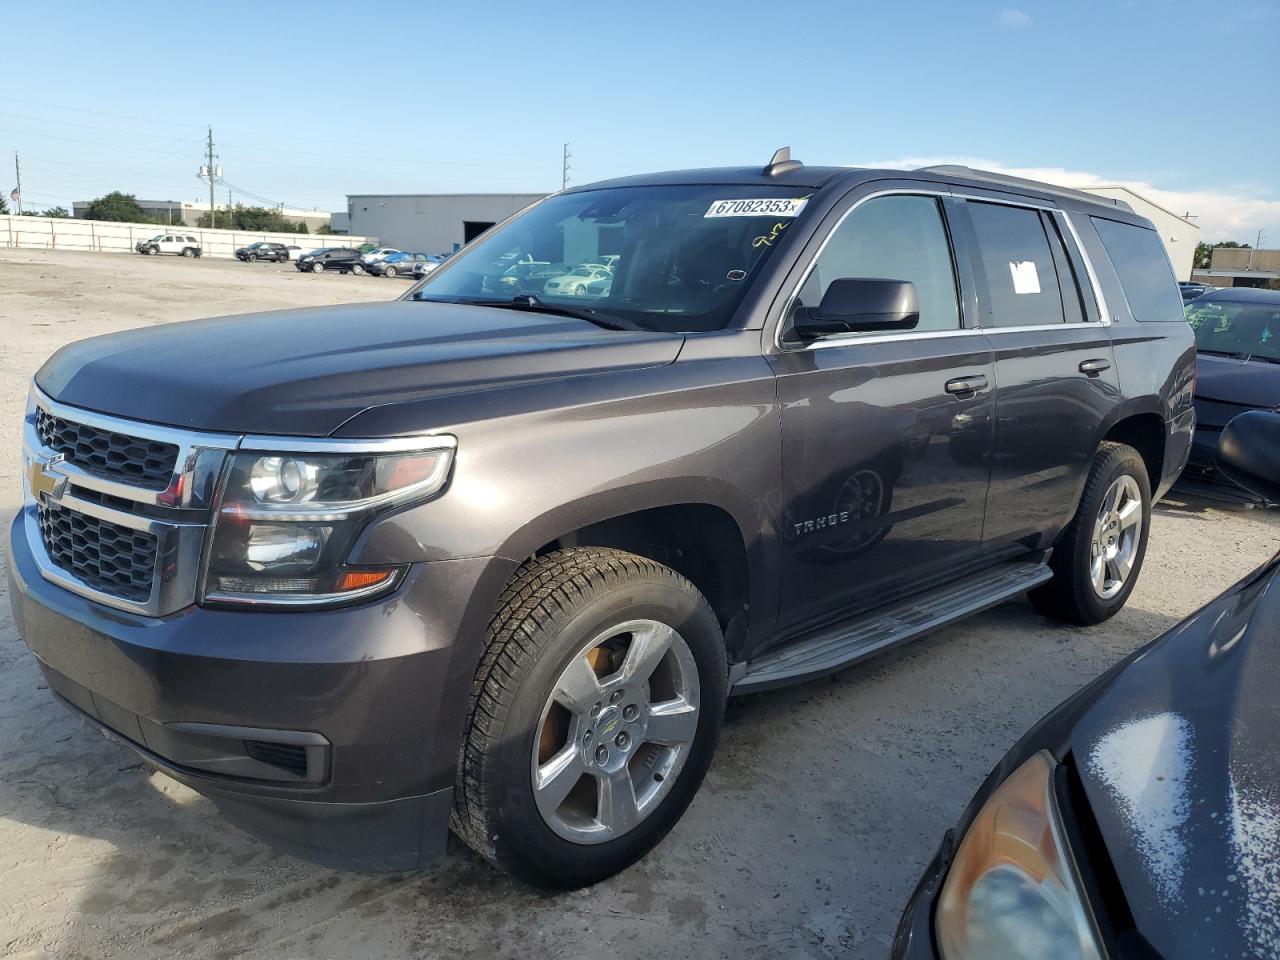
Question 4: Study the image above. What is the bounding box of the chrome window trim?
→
[772,188,1114,353]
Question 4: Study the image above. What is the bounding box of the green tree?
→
[1194,240,1250,270]
[0,196,7,214]
[85,191,147,222]
[40,206,70,218]
[295,221,310,235]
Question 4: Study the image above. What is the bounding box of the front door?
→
[767,191,996,637]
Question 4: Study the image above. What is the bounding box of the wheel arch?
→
[1098,407,1167,491]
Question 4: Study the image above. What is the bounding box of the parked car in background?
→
[542,264,613,296]
[1179,280,1215,302]
[235,242,290,263]
[893,409,1280,960]
[285,245,307,261]
[1180,287,1280,502]
[410,253,450,278]
[295,247,365,274]
[361,246,400,265]
[135,233,202,257]
[369,253,438,278]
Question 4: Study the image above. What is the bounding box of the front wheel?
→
[453,548,726,888]
[351,263,365,275]
[1031,442,1151,625]
[383,265,397,278]
[311,261,324,273]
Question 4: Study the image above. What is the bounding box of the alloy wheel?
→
[531,619,700,845]
[1090,475,1142,599]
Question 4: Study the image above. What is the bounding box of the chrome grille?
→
[36,500,158,602]
[36,408,178,490]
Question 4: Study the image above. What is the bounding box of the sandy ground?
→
[0,247,1277,960]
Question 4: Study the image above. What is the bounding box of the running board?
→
[734,561,1053,693]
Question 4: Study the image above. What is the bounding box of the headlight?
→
[202,437,455,606]
[936,752,1102,960]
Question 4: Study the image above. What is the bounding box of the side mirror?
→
[793,278,920,339]
[1218,410,1280,503]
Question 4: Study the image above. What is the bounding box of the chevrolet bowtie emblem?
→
[27,455,68,503]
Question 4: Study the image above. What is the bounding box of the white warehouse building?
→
[347,193,547,254]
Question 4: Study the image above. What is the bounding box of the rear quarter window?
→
[1090,217,1182,323]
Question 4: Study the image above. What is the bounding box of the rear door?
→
[767,187,996,636]
[950,193,1120,553]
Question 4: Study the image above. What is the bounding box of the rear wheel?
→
[182,247,195,257]
[453,547,726,888]
[1031,442,1151,624]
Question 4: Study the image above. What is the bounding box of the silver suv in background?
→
[135,233,202,257]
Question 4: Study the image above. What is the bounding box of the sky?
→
[2,0,1278,243]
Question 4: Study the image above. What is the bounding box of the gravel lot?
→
[1,248,1277,960]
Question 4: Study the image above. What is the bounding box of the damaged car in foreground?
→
[893,409,1280,960]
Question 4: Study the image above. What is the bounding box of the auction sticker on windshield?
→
[704,197,809,218]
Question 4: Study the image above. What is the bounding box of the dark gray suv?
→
[9,153,1196,887]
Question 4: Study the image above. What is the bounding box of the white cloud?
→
[996,8,1032,28]
[856,155,1280,243]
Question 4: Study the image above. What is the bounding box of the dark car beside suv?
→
[235,241,290,263]
[1180,287,1280,502]
[10,153,1194,887]
[296,247,365,274]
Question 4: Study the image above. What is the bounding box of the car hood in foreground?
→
[1194,352,1280,412]
[36,301,684,436]
[1071,556,1280,960]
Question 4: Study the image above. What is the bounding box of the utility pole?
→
[1249,230,1266,269]
[13,151,22,215]
[227,188,233,230]
[206,127,216,228]
[561,143,571,191]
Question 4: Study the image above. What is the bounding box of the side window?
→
[1090,217,1183,323]
[966,201,1065,327]
[794,194,960,334]
[1042,214,1088,325]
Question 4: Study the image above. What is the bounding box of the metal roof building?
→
[346,193,546,254]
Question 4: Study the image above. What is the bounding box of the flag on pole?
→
[8,187,17,203]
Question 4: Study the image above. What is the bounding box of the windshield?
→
[409,184,813,332]
[1187,298,1280,361]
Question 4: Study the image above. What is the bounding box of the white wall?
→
[0,214,371,260]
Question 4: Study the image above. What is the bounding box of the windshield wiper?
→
[422,293,643,331]
[1197,348,1253,360]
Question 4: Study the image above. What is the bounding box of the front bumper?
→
[8,512,511,871]
[891,831,952,958]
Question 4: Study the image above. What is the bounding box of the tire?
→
[453,547,727,888]
[1030,442,1152,625]
[572,284,586,295]
[384,266,397,278]
[351,263,365,275]
[182,248,195,258]
[248,253,258,262]
[311,262,324,273]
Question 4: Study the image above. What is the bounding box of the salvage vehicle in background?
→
[893,409,1280,960]
[235,242,290,263]
[369,252,437,278]
[542,264,613,296]
[296,247,365,274]
[135,233,202,257]
[1180,287,1279,503]
[11,154,1194,888]
[1178,280,1214,302]
[361,246,400,264]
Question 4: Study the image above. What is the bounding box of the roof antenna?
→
[763,146,803,176]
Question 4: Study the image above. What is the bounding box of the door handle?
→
[944,375,988,396]
[1079,358,1111,376]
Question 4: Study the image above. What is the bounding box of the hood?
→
[36,301,684,436]
[1071,558,1280,960]
[1195,352,1280,409]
